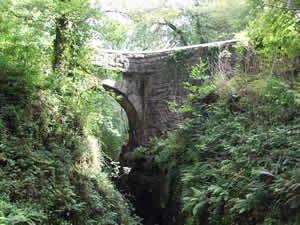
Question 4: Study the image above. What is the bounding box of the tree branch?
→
[104,10,132,19]
[158,21,188,46]
[263,4,299,10]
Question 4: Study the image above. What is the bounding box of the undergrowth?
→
[138,58,300,225]
[0,66,141,225]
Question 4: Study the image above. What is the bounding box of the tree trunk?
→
[53,15,68,74]
[163,20,188,46]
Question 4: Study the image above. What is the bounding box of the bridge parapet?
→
[93,39,239,73]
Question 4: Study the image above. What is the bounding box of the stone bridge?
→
[93,40,238,148]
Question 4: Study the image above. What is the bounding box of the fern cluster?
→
[141,63,300,225]
[179,98,299,225]
[0,74,141,225]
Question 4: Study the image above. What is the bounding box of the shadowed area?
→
[101,78,143,147]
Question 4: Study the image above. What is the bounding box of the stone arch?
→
[101,79,143,147]
[94,40,239,147]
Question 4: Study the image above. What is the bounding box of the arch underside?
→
[101,80,143,147]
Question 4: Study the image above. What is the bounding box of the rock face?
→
[94,40,238,148]
[125,156,163,225]
[116,151,183,225]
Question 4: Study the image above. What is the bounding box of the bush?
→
[0,86,140,225]
[141,60,300,225]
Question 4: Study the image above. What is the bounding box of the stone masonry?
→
[93,40,238,147]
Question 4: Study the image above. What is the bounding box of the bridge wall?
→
[95,40,238,147]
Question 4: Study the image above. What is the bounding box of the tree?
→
[101,0,255,50]
[52,0,102,75]
[0,1,138,224]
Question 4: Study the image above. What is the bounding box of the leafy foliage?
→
[101,0,254,50]
[248,1,300,60]
[145,68,300,224]
[137,30,299,224]
[246,0,300,81]
[0,0,299,224]
[0,85,139,224]
[0,0,139,224]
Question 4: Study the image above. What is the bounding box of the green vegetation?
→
[0,0,299,224]
[146,71,299,224]
[136,1,300,224]
[0,81,139,225]
[102,0,256,50]
[0,0,138,224]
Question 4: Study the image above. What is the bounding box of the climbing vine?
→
[168,49,194,75]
